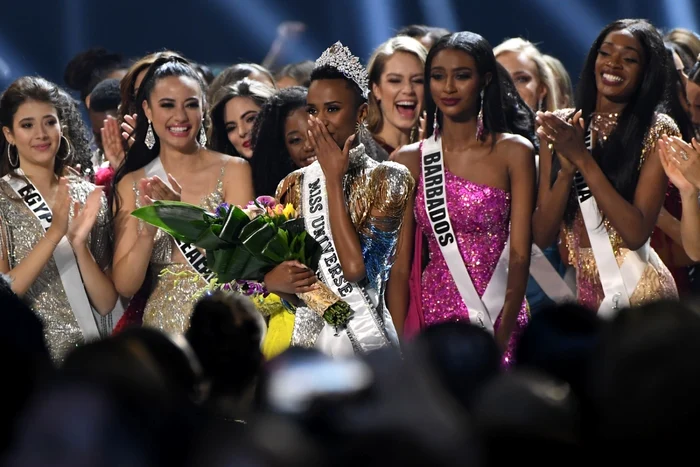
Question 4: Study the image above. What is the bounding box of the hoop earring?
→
[59,135,72,161]
[7,144,18,168]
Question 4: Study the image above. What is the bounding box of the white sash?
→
[421,138,574,333]
[574,173,648,318]
[3,171,100,341]
[301,162,392,354]
[574,130,648,317]
[142,158,215,282]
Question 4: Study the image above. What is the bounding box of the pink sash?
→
[403,228,425,339]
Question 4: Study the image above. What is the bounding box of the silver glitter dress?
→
[0,174,112,362]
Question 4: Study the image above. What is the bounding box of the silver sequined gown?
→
[0,174,112,362]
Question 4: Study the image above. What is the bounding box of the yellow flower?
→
[283,203,297,219]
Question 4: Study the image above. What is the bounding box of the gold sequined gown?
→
[0,174,112,362]
[557,110,680,310]
[138,166,226,335]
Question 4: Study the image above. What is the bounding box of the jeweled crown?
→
[314,41,369,99]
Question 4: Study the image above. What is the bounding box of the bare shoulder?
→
[496,133,535,158]
[115,169,141,196]
[390,142,422,179]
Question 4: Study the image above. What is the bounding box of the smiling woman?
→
[533,19,680,314]
[0,76,117,361]
[367,36,428,158]
[208,78,275,160]
[111,56,255,335]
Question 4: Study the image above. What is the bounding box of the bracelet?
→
[44,235,60,247]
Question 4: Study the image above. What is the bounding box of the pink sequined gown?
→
[415,166,529,366]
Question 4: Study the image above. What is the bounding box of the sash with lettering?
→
[3,170,100,341]
[142,158,215,282]
[300,161,393,356]
[421,137,575,333]
[574,130,648,317]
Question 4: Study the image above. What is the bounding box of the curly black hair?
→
[56,87,94,178]
[250,86,307,196]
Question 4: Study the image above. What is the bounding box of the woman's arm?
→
[497,138,535,351]
[112,175,157,297]
[532,133,576,248]
[679,189,700,261]
[386,146,420,335]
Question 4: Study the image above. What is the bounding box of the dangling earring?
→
[537,96,544,111]
[7,143,18,168]
[59,135,72,161]
[355,119,370,142]
[197,120,207,147]
[433,108,440,140]
[145,120,156,150]
[476,89,485,141]
[410,125,417,144]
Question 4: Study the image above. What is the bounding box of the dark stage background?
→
[0,0,697,92]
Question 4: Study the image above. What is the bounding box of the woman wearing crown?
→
[264,42,415,356]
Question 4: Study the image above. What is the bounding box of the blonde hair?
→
[493,38,560,111]
[542,54,574,109]
[366,36,428,137]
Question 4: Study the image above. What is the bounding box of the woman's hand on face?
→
[307,116,355,181]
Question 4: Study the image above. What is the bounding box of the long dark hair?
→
[250,86,307,196]
[56,87,94,178]
[0,77,78,177]
[551,19,670,225]
[424,32,536,148]
[208,78,275,159]
[110,56,206,215]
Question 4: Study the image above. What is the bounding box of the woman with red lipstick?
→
[392,32,536,364]
[367,36,427,160]
[209,78,275,160]
[0,76,118,362]
[111,56,255,335]
[534,19,679,314]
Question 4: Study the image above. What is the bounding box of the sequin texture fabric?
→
[137,164,226,334]
[277,145,414,348]
[415,167,529,366]
[560,111,681,309]
[0,174,112,362]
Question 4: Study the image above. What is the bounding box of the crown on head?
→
[314,41,369,99]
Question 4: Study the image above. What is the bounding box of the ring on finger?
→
[681,150,689,161]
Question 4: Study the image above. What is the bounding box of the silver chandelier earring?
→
[7,143,18,168]
[198,121,207,147]
[145,120,156,150]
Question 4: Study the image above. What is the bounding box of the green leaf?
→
[194,228,231,250]
[220,207,251,243]
[281,217,306,236]
[239,216,267,240]
[261,230,290,264]
[242,223,277,255]
[131,202,215,243]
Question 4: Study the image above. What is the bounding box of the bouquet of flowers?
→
[132,196,352,327]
